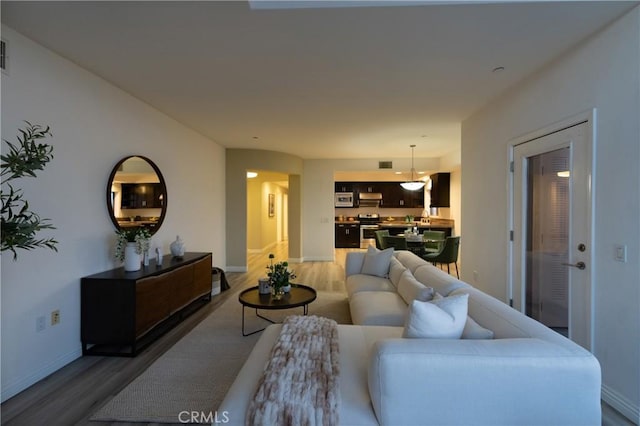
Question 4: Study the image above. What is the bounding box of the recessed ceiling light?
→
[247,171,258,178]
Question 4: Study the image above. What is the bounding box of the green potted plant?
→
[1,122,58,260]
[266,253,296,300]
[115,227,151,271]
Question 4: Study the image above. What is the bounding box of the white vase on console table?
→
[170,235,185,258]
[124,242,141,272]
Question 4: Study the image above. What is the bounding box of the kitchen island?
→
[378,218,454,237]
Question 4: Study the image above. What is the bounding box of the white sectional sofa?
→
[219,249,601,425]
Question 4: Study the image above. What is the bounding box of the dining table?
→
[398,233,444,256]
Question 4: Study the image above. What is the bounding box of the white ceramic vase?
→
[170,235,185,258]
[124,242,141,272]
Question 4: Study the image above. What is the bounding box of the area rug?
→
[91,290,351,424]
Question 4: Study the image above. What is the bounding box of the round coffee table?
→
[238,284,317,336]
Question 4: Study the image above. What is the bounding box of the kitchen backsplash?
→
[334,206,451,219]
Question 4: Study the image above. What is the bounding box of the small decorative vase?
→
[258,278,271,295]
[282,284,291,293]
[170,235,185,258]
[155,247,163,266]
[272,287,285,301]
[124,242,141,272]
[143,250,150,267]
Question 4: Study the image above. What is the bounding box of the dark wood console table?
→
[81,252,212,356]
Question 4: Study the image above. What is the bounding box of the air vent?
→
[0,40,6,72]
[378,161,393,169]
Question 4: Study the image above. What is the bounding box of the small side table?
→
[238,284,317,336]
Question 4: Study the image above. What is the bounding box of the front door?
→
[510,119,594,350]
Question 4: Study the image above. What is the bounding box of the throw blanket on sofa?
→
[246,315,340,426]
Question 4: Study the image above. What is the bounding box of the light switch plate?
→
[614,244,627,263]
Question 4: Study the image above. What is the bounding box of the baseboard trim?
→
[301,256,335,262]
[602,384,639,424]
[1,348,82,403]
[225,266,248,272]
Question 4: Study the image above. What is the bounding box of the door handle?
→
[562,261,586,270]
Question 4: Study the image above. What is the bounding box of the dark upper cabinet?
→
[380,183,402,207]
[335,181,424,208]
[121,183,164,209]
[406,187,425,208]
[334,182,354,193]
[357,182,380,194]
[379,182,424,208]
[430,173,450,207]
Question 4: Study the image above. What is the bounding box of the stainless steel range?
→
[358,213,380,248]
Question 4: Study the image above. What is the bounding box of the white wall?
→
[0,27,226,401]
[461,8,640,421]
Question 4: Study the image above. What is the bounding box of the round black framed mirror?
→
[106,155,167,235]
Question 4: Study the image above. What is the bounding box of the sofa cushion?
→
[346,274,396,298]
[361,246,394,277]
[397,270,435,304]
[402,293,469,339]
[349,291,407,326]
[413,263,470,296]
[395,250,429,273]
[388,257,406,288]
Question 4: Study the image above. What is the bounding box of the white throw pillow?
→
[403,293,469,339]
[361,246,394,278]
[462,316,494,339]
[397,270,435,304]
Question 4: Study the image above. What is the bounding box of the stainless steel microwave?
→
[335,192,354,207]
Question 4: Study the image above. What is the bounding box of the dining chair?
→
[374,230,390,249]
[422,230,446,253]
[423,236,461,278]
[383,235,408,250]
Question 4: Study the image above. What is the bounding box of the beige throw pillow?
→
[397,270,435,304]
[462,316,495,339]
[403,293,469,339]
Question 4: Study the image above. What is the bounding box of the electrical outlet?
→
[614,244,627,263]
[36,316,46,332]
[51,309,60,326]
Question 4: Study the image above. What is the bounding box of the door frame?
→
[507,109,596,351]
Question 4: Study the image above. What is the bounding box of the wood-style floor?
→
[1,244,634,425]
[0,243,350,425]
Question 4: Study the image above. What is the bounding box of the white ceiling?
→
[2,1,636,161]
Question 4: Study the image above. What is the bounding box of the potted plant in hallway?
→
[266,253,296,300]
[115,227,151,271]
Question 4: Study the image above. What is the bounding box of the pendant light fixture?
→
[400,144,425,191]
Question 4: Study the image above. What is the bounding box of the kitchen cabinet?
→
[121,183,164,209]
[430,173,450,207]
[356,182,381,194]
[379,182,424,208]
[335,223,360,248]
[334,182,354,193]
[81,252,212,356]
